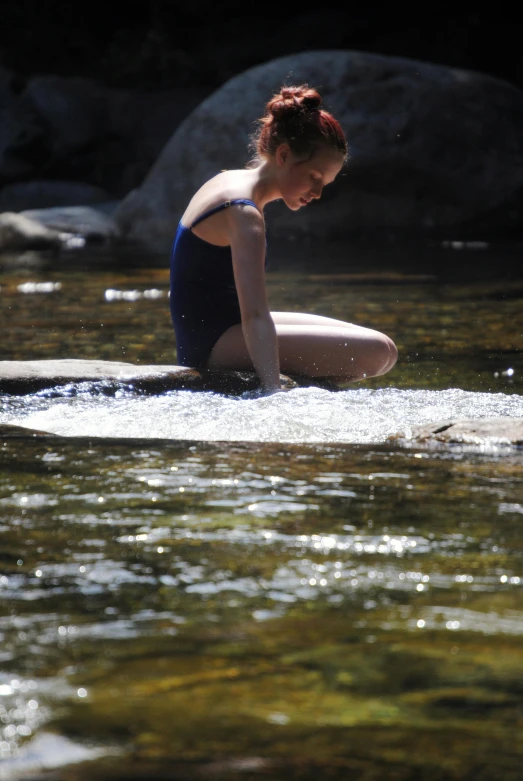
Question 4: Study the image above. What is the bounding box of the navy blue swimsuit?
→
[170,199,261,368]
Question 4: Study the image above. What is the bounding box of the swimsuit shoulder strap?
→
[190,199,260,229]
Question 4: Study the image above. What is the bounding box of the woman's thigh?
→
[206,313,397,380]
[270,311,356,328]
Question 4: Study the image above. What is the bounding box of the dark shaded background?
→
[0,4,519,91]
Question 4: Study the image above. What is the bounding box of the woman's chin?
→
[282,195,306,211]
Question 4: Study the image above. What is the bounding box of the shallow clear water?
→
[1,434,523,779]
[1,242,522,779]
[1,239,522,395]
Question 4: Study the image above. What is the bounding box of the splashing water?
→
[2,386,523,443]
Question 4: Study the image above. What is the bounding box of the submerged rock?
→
[115,49,523,251]
[391,418,523,447]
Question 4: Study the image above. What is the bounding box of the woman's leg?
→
[206,312,398,382]
[270,311,359,328]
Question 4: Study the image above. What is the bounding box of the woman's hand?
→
[240,385,291,399]
[262,386,287,396]
[261,375,297,395]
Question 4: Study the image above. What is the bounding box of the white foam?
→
[2,387,523,444]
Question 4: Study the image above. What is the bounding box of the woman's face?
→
[276,145,345,211]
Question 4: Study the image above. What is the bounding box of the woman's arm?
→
[228,206,281,394]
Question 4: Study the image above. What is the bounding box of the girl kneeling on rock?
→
[170,84,398,394]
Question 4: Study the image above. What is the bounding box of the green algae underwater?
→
[0,240,523,779]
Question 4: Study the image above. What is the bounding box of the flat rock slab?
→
[391,418,523,447]
[0,359,297,395]
[0,423,51,439]
[21,204,119,243]
[0,212,63,252]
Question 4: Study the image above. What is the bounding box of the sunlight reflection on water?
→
[2,386,523,443]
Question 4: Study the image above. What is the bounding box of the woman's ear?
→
[275,143,291,168]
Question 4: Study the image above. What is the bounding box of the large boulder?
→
[0,67,15,108]
[0,78,101,186]
[0,180,109,211]
[103,86,210,195]
[115,50,523,251]
[0,92,49,182]
[0,75,209,197]
[24,76,105,153]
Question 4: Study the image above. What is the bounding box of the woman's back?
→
[181,169,263,247]
[171,177,264,368]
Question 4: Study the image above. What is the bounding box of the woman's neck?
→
[249,160,282,210]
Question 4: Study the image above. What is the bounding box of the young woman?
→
[170,85,397,395]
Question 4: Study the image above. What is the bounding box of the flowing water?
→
[0,240,522,780]
[2,385,523,443]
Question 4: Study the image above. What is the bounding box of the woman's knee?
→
[361,334,398,378]
[383,336,398,373]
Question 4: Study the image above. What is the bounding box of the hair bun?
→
[267,85,322,120]
[253,82,347,161]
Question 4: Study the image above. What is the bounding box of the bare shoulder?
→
[226,201,264,235]
[182,169,258,228]
[194,169,250,202]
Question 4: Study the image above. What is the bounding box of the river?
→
[0,239,522,780]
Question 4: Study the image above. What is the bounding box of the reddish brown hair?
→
[252,84,347,161]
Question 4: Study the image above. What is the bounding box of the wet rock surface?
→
[0,359,297,396]
[392,418,523,446]
[0,202,121,252]
[115,49,523,251]
[20,204,120,244]
[0,211,64,251]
